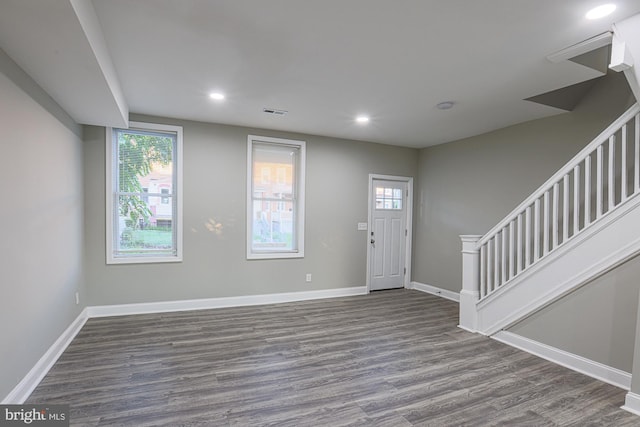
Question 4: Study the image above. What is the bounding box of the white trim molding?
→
[2,309,89,404]
[88,286,367,317]
[622,392,640,416]
[410,281,460,303]
[493,330,631,390]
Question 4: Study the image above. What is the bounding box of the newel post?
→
[459,235,482,332]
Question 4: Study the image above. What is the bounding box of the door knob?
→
[371,239,375,244]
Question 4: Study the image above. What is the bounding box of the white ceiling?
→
[1,1,640,148]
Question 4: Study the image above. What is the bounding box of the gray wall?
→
[413,72,636,292]
[411,70,639,373]
[510,256,640,372]
[0,50,85,400]
[84,115,418,305]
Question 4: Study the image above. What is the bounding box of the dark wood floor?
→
[27,289,638,426]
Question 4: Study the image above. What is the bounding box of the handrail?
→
[477,103,640,247]
[472,102,640,301]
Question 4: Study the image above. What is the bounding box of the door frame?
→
[366,174,413,293]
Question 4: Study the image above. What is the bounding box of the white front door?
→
[369,179,408,291]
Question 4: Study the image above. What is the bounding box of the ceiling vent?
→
[263,108,288,115]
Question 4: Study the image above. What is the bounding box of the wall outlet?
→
[75,292,79,305]
[305,273,312,282]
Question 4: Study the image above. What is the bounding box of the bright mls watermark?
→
[0,405,69,426]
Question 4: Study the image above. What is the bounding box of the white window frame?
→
[106,121,183,264]
[247,135,305,260]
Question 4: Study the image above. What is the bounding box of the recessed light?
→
[355,115,370,124]
[436,101,455,110]
[209,92,225,101]
[586,4,616,19]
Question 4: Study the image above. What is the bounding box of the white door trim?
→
[366,174,413,293]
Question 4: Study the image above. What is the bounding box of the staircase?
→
[460,102,640,335]
[455,14,640,415]
[459,13,640,337]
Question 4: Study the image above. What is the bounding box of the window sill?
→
[247,251,304,260]
[107,255,182,265]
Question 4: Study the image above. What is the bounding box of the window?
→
[106,122,183,264]
[247,135,305,259]
[375,186,403,210]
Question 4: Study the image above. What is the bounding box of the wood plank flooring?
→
[27,289,639,426]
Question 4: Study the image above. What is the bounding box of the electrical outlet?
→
[305,273,312,282]
[75,292,79,305]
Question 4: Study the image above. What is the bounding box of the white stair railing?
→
[475,103,640,302]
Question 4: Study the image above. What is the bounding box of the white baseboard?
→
[87,286,368,317]
[457,324,478,334]
[410,281,460,302]
[2,308,89,404]
[493,330,631,390]
[622,392,640,416]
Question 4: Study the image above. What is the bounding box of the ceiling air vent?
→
[263,108,288,115]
